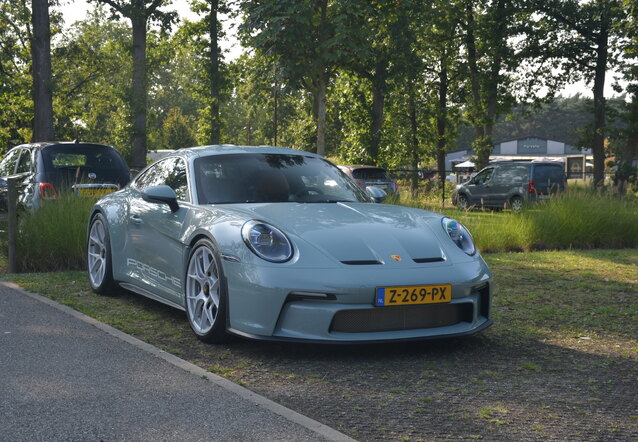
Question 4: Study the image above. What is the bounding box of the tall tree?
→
[461,0,519,170]
[0,0,33,147]
[186,0,227,144]
[611,0,638,194]
[240,0,364,155]
[90,0,175,171]
[534,0,625,186]
[30,0,54,141]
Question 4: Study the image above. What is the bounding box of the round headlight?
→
[442,217,476,256]
[241,220,293,262]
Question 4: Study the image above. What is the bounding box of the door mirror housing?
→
[142,185,179,213]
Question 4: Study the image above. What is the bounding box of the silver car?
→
[88,145,492,343]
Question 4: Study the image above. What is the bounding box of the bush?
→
[16,193,94,272]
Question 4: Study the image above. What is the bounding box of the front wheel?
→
[509,196,524,212]
[185,239,228,343]
[87,213,118,295]
[456,194,469,210]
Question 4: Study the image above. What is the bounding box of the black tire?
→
[509,196,524,212]
[184,238,228,343]
[456,193,469,210]
[87,213,118,295]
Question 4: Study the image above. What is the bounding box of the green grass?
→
[15,193,94,272]
[398,188,638,252]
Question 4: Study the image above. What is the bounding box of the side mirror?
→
[142,185,179,213]
[366,186,387,203]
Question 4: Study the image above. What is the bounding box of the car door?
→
[489,164,529,207]
[464,167,494,206]
[0,148,23,211]
[126,157,190,303]
[14,148,36,210]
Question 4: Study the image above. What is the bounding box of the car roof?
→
[169,145,324,160]
[10,141,115,151]
[338,164,387,171]
[491,161,562,167]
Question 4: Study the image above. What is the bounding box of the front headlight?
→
[241,220,293,262]
[442,217,476,256]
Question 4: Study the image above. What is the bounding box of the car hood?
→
[228,202,446,264]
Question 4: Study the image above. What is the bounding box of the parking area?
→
[3,249,637,441]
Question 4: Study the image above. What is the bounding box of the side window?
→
[492,165,529,185]
[135,157,189,202]
[473,168,493,185]
[165,159,188,201]
[16,149,32,174]
[0,149,22,177]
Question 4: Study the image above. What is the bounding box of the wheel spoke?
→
[186,244,222,335]
[88,220,108,287]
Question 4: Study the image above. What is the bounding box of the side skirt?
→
[119,282,185,311]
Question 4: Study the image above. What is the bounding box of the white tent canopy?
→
[454,160,475,169]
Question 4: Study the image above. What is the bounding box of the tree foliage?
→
[1,0,636,194]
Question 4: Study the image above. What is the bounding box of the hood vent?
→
[341,260,382,265]
[413,257,445,264]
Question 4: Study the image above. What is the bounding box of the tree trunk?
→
[436,59,449,202]
[131,16,148,171]
[591,19,608,187]
[209,0,221,144]
[369,60,388,163]
[315,76,327,156]
[463,0,490,170]
[273,75,278,146]
[30,0,54,142]
[409,88,420,196]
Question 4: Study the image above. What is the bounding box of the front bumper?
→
[223,257,492,343]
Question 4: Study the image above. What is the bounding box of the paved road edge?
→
[1,281,356,442]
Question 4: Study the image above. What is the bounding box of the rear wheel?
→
[509,196,523,212]
[87,213,118,295]
[185,239,228,343]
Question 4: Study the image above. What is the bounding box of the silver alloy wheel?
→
[88,218,107,287]
[186,245,220,334]
[510,196,523,212]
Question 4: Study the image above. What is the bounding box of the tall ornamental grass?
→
[398,188,638,253]
[521,189,638,250]
[8,186,638,272]
[16,193,94,272]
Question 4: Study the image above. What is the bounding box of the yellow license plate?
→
[375,284,452,306]
[75,187,117,198]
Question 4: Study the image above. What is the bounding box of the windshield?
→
[194,154,371,204]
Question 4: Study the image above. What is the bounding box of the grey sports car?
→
[87,145,492,343]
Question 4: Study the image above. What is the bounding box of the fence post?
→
[7,177,17,273]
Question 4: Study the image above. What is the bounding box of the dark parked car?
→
[0,141,130,211]
[337,165,399,196]
[451,161,566,211]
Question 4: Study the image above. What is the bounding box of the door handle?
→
[131,215,143,225]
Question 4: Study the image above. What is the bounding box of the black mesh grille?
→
[330,303,472,333]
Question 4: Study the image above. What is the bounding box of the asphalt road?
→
[0,282,353,442]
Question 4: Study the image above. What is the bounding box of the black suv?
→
[0,142,130,211]
[452,161,566,211]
